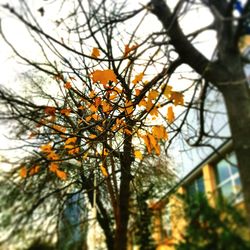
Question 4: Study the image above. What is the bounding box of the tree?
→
[1,0,250,248]
[149,0,250,226]
[0,1,177,249]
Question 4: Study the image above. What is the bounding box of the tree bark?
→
[114,131,133,250]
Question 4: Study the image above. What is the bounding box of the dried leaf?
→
[56,169,67,180]
[64,82,72,89]
[132,72,144,84]
[20,166,27,178]
[49,163,59,172]
[134,150,143,160]
[60,108,71,116]
[91,47,100,58]
[44,106,56,116]
[91,69,117,85]
[40,143,53,153]
[100,164,108,177]
[167,106,175,123]
[124,44,138,57]
[152,125,168,140]
[170,91,184,106]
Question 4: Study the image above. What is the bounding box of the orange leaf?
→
[152,125,168,140]
[68,147,80,155]
[52,125,66,133]
[89,134,97,139]
[90,69,117,85]
[40,143,53,153]
[64,82,72,89]
[56,169,67,180]
[49,163,59,172]
[20,166,27,178]
[47,151,60,160]
[89,104,98,113]
[132,72,144,84]
[60,108,71,116]
[148,90,159,100]
[167,106,175,123]
[124,43,138,57]
[170,91,184,106]
[29,165,40,176]
[44,106,56,116]
[91,47,100,58]
[125,100,134,116]
[65,137,77,145]
[162,85,173,99]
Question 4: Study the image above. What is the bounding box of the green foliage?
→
[175,194,250,250]
[134,186,155,250]
[26,240,55,250]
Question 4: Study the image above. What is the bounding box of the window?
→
[216,152,242,202]
[186,174,205,197]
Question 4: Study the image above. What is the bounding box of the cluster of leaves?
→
[16,47,183,183]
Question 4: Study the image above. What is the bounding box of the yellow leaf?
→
[49,163,59,172]
[60,108,71,116]
[167,106,175,123]
[56,169,67,180]
[134,150,143,160]
[91,47,100,58]
[141,134,152,154]
[20,166,27,178]
[83,152,88,159]
[100,164,108,177]
[132,72,144,84]
[90,69,117,85]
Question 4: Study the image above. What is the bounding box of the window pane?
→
[187,182,196,196]
[217,159,230,183]
[220,181,234,200]
[197,176,205,193]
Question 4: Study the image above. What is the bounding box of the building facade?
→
[151,140,248,249]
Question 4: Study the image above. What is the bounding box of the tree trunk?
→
[219,68,250,227]
[114,132,133,250]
